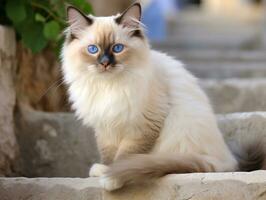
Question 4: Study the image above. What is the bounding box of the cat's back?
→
[150,50,197,83]
[149,49,210,109]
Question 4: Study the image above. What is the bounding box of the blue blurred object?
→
[142,0,179,42]
[142,0,166,41]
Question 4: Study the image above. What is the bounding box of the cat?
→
[61,2,264,191]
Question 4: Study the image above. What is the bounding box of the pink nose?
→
[101,61,109,68]
[99,54,110,68]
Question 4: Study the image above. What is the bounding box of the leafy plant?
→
[1,0,93,53]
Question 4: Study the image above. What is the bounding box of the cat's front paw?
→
[89,163,108,177]
[100,176,124,191]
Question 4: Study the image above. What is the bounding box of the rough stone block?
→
[218,112,266,145]
[1,171,266,200]
[15,108,99,177]
[202,79,266,113]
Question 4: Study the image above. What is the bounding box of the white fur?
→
[61,16,238,181]
[149,51,237,171]
[89,163,108,177]
[100,176,123,191]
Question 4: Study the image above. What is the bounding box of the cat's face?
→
[62,3,149,79]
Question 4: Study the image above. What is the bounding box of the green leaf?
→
[50,0,66,18]
[82,3,93,14]
[43,20,61,40]
[35,13,46,22]
[5,0,26,23]
[20,22,48,53]
[13,4,47,53]
[3,0,92,54]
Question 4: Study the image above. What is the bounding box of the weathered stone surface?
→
[202,79,266,113]
[1,171,266,200]
[0,25,18,176]
[15,107,99,177]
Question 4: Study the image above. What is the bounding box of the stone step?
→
[149,49,266,79]
[14,108,266,178]
[163,27,260,50]
[164,9,263,50]
[189,62,266,79]
[152,31,259,50]
[158,50,266,62]
[201,79,266,113]
[1,171,266,200]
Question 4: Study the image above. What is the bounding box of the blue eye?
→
[112,44,124,53]
[87,45,98,54]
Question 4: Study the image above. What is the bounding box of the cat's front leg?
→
[98,144,117,165]
[91,136,125,190]
[96,134,118,164]
[89,136,118,177]
[114,134,158,160]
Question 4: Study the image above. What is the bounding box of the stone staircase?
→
[1,6,266,199]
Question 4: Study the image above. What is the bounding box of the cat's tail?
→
[103,141,265,191]
[104,153,214,188]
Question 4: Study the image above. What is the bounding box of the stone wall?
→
[0,26,18,176]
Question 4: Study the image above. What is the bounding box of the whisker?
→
[131,18,146,29]
[37,78,65,102]
[37,64,97,109]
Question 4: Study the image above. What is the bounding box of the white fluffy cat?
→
[61,3,264,191]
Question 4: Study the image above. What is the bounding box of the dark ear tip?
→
[66,5,76,13]
[66,5,93,25]
[115,1,142,24]
[133,2,142,12]
[135,2,141,8]
[128,2,142,19]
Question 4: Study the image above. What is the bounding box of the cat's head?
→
[62,3,150,81]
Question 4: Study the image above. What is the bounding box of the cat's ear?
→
[115,2,142,28]
[66,6,93,37]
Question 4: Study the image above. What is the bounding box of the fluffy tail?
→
[227,139,265,171]
[104,141,265,189]
[105,153,214,185]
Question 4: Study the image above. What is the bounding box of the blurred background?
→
[0,0,265,177]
